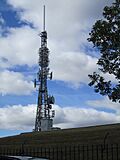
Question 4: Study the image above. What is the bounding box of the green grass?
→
[0,123,120,160]
[0,123,120,146]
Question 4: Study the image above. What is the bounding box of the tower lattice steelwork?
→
[34,6,55,131]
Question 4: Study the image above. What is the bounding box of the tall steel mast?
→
[34,6,55,131]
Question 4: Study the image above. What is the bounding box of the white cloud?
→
[7,0,113,29]
[101,72,118,84]
[0,70,34,95]
[51,51,97,86]
[0,14,5,36]
[87,97,120,113]
[0,104,35,130]
[0,0,114,88]
[0,103,119,130]
[0,25,98,86]
[0,0,118,133]
[0,26,39,66]
[0,14,4,25]
[0,57,10,69]
[54,105,120,128]
[6,0,113,52]
[0,26,39,96]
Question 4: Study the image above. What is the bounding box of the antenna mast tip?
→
[43,5,46,31]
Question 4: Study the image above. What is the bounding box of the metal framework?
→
[34,6,55,131]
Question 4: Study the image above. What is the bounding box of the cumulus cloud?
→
[0,104,119,130]
[6,0,113,52]
[87,97,120,113]
[0,14,4,25]
[51,51,97,86]
[7,0,113,29]
[55,106,120,129]
[7,0,113,48]
[0,24,98,86]
[0,0,114,91]
[0,27,115,87]
[0,14,5,36]
[0,70,34,95]
[0,57,10,69]
[0,0,118,133]
[0,104,35,130]
[0,26,39,66]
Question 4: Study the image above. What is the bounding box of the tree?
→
[88,0,120,103]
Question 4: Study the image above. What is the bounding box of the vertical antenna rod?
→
[43,5,45,31]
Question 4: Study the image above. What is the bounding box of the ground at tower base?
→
[0,123,120,160]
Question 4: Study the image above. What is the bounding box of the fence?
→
[0,143,120,160]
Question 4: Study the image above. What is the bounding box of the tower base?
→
[41,118,53,131]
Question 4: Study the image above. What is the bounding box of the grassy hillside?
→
[0,123,120,160]
[0,123,120,146]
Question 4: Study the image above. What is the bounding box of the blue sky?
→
[0,0,119,137]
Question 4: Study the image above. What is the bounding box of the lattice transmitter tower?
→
[34,6,55,131]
